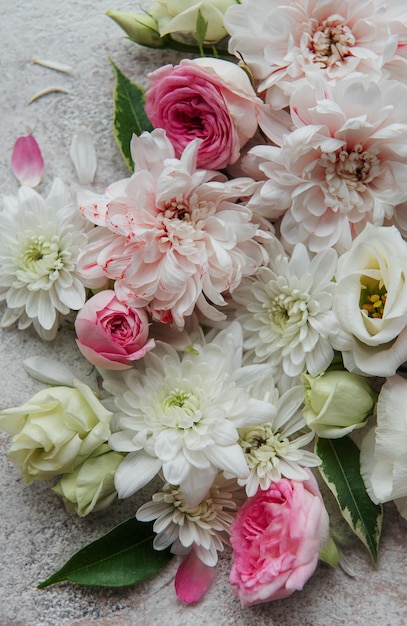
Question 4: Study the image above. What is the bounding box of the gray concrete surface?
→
[1,2,407,625]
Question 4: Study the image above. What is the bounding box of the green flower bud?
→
[149,0,238,45]
[53,444,124,516]
[0,381,112,482]
[106,10,165,48]
[302,370,377,438]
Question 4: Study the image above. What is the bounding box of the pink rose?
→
[75,290,155,370]
[145,57,261,170]
[229,473,330,606]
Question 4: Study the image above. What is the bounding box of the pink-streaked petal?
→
[11,134,44,187]
[174,552,215,604]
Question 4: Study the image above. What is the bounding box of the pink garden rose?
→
[229,472,330,606]
[145,57,262,170]
[75,290,155,370]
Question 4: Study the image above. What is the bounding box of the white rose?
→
[0,381,112,482]
[334,224,407,376]
[360,375,407,517]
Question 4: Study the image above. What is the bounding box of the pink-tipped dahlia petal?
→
[11,134,44,187]
[174,552,216,604]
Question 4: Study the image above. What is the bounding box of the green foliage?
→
[38,518,173,588]
[111,60,153,170]
[316,435,383,564]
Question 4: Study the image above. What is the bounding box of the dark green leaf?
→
[316,436,382,564]
[111,60,153,170]
[38,518,173,588]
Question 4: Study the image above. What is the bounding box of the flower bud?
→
[0,381,112,482]
[106,10,165,48]
[302,371,377,438]
[53,444,124,516]
[149,0,238,45]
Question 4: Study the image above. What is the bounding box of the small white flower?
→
[231,237,340,382]
[106,322,276,506]
[0,179,92,340]
[236,382,320,496]
[136,475,243,566]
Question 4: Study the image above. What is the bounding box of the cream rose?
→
[334,224,407,376]
[0,381,112,482]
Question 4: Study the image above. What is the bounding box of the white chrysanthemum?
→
[248,74,407,252]
[224,0,402,106]
[76,129,266,328]
[237,383,320,497]
[0,179,92,340]
[106,322,276,507]
[231,238,340,381]
[136,475,243,566]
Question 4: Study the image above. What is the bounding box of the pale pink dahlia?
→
[224,0,403,105]
[247,74,407,252]
[76,129,265,327]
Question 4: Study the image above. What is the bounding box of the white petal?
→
[70,131,97,184]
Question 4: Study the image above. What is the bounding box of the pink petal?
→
[11,134,44,187]
[174,552,215,604]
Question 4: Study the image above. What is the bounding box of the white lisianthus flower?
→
[360,375,407,516]
[236,381,320,497]
[247,74,407,252]
[105,322,276,507]
[231,237,340,383]
[334,224,407,377]
[76,129,266,327]
[136,474,244,566]
[224,0,402,106]
[0,179,93,340]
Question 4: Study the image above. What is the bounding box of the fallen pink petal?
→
[11,134,44,187]
[174,552,216,604]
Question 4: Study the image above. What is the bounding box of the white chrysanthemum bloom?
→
[105,322,276,507]
[236,381,320,497]
[231,237,340,382]
[224,0,401,106]
[136,475,244,566]
[248,74,407,252]
[76,129,266,327]
[0,179,93,340]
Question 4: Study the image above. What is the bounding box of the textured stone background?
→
[1,2,407,625]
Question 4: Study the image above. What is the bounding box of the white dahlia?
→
[0,179,91,340]
[106,322,276,506]
[76,129,266,327]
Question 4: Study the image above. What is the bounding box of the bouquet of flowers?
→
[2,0,407,610]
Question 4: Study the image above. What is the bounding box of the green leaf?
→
[111,60,153,170]
[38,518,173,588]
[195,9,208,56]
[316,436,383,564]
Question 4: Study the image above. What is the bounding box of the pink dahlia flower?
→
[248,74,407,252]
[76,129,265,326]
[225,0,403,106]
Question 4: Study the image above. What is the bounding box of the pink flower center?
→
[308,17,356,68]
